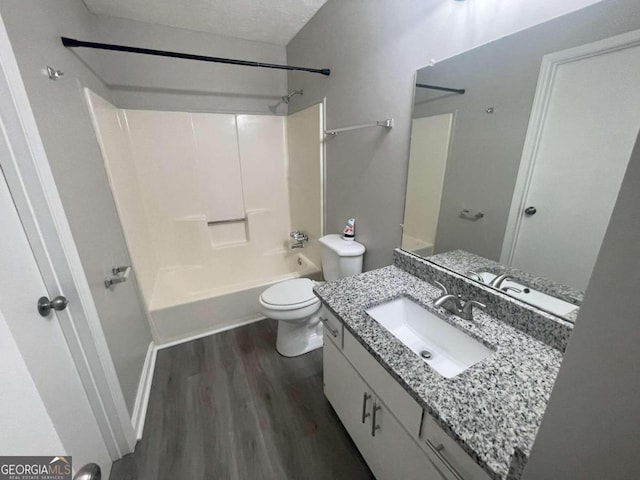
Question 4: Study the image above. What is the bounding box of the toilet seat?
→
[259,278,320,311]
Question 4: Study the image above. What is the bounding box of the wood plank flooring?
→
[110,319,374,480]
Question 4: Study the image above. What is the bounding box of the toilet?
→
[259,234,366,357]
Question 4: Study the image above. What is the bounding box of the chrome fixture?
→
[459,300,486,321]
[361,392,371,423]
[269,89,303,113]
[73,463,101,480]
[501,286,522,294]
[282,89,303,104]
[37,295,69,317]
[432,280,463,314]
[320,316,339,338]
[325,118,394,136]
[489,274,513,289]
[105,265,131,288]
[371,401,381,437]
[466,270,484,282]
[432,280,486,321]
[459,208,484,221]
[290,231,308,249]
[46,66,64,81]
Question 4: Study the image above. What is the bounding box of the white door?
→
[509,40,640,291]
[0,164,112,473]
[0,10,135,462]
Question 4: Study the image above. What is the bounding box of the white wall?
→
[92,13,288,115]
[287,103,324,267]
[287,0,609,269]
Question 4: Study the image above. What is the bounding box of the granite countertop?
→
[427,250,584,322]
[314,265,564,480]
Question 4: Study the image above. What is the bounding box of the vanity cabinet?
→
[324,338,445,480]
[322,309,492,480]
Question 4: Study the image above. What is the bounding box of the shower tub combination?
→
[150,251,320,344]
[86,89,324,345]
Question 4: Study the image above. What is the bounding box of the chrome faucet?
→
[432,280,486,321]
[466,270,484,283]
[290,231,308,249]
[489,274,513,289]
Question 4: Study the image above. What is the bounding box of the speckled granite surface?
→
[395,249,574,352]
[427,250,583,322]
[314,266,563,480]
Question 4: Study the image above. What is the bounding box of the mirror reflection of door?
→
[402,113,453,257]
[507,43,640,291]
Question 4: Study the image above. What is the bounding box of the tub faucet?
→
[290,231,308,249]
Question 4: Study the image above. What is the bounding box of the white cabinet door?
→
[324,338,375,462]
[368,399,446,480]
[324,340,445,480]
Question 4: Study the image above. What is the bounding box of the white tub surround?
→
[85,91,323,343]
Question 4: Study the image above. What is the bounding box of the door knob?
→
[73,463,101,480]
[37,295,69,317]
[524,206,537,216]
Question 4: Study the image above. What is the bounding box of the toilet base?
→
[275,316,323,357]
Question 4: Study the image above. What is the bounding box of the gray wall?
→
[0,0,152,414]
[0,0,291,413]
[92,15,288,114]
[413,0,640,260]
[0,0,288,414]
[522,132,640,479]
[286,0,621,270]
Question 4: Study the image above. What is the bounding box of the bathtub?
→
[149,252,321,345]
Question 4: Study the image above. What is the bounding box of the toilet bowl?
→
[259,278,323,357]
[259,234,365,357]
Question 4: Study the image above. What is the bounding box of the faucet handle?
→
[467,270,484,283]
[461,300,486,319]
[431,280,448,295]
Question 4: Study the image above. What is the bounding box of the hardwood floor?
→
[110,319,374,480]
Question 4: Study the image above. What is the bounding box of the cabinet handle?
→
[371,402,381,437]
[361,392,371,423]
[320,316,339,337]
[425,439,464,480]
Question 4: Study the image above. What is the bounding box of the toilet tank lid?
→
[319,234,366,256]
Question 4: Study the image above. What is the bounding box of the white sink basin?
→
[477,272,578,317]
[365,297,493,378]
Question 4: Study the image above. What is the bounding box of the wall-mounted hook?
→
[46,66,64,81]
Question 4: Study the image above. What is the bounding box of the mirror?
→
[401,4,640,320]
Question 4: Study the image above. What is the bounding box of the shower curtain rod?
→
[61,37,331,76]
[416,83,465,94]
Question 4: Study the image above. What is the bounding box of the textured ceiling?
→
[83,0,327,46]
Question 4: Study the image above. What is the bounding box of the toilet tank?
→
[319,234,366,281]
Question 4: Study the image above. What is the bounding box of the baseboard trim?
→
[156,315,266,350]
[130,316,267,440]
[131,341,157,440]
